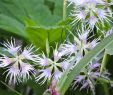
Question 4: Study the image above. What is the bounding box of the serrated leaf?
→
[0,0,66,51]
[0,0,63,29]
[56,33,113,95]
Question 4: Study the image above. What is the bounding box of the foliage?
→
[0,0,113,95]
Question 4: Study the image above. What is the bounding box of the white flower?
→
[0,56,12,67]
[59,42,77,56]
[69,0,112,29]
[3,38,20,55]
[89,39,99,49]
[35,47,70,84]
[53,70,62,80]
[78,29,89,41]
[5,65,20,84]
[89,16,98,29]
[0,38,38,84]
[59,28,98,57]
[76,29,99,54]
[54,49,63,62]
[71,11,86,24]
[68,0,88,6]
[61,61,69,70]
[36,68,51,84]
[20,63,35,82]
[72,62,110,93]
[103,29,113,37]
[37,55,49,66]
[21,45,38,62]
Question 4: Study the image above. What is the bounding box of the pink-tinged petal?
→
[89,63,100,70]
[5,66,20,84]
[36,69,51,84]
[62,61,69,70]
[54,50,62,62]
[76,75,85,82]
[8,46,20,55]
[98,10,106,19]
[20,63,35,81]
[76,11,86,20]
[36,54,49,66]
[80,31,89,41]
[54,71,62,80]
[80,81,89,90]
[68,0,88,5]
[3,38,20,55]
[21,45,38,62]
[90,72,100,79]
[105,29,113,37]
[90,39,99,49]
[0,57,11,67]
[40,57,49,66]
[59,43,77,56]
[89,16,98,28]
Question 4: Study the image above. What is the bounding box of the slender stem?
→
[46,38,50,57]
[63,0,67,20]
[98,77,113,84]
[100,52,109,73]
[101,82,109,95]
[98,77,113,95]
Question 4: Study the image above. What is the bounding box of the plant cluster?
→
[0,0,113,95]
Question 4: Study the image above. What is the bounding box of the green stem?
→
[46,38,50,57]
[98,77,113,95]
[98,77,113,84]
[63,0,67,20]
[100,52,109,73]
[102,83,109,95]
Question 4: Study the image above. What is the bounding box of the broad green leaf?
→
[25,26,65,50]
[0,0,63,37]
[0,14,26,37]
[56,33,113,95]
[0,0,65,51]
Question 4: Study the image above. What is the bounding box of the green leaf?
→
[0,89,18,95]
[0,14,26,37]
[0,81,22,95]
[25,26,65,50]
[56,33,113,95]
[105,41,113,55]
[26,80,46,95]
[0,0,63,37]
[0,47,11,56]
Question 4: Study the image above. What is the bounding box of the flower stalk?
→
[63,0,67,20]
[100,52,110,73]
